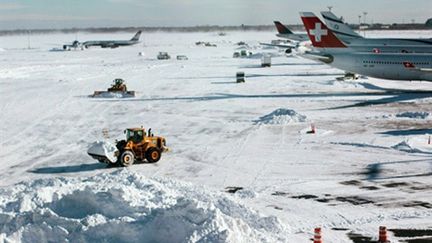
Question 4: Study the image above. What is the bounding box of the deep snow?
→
[0,170,289,243]
[0,30,432,242]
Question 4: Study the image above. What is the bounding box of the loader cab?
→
[125,128,145,143]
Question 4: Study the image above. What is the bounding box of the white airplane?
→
[300,12,432,81]
[273,21,309,42]
[63,31,142,50]
[320,12,363,39]
[321,11,432,53]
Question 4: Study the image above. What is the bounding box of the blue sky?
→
[0,0,431,30]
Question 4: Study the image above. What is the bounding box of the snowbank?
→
[380,112,431,120]
[395,112,430,119]
[391,136,432,154]
[255,109,307,125]
[0,170,289,243]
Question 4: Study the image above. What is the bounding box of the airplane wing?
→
[259,42,297,49]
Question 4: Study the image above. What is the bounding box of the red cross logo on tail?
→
[309,23,328,42]
[300,12,346,48]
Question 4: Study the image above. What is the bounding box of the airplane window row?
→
[362,61,430,65]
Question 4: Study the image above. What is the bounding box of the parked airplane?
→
[300,12,432,81]
[63,31,142,50]
[273,21,309,42]
[321,11,432,53]
[260,21,311,54]
[320,12,363,39]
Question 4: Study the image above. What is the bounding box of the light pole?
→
[27,30,31,49]
[358,15,362,30]
[363,12,368,37]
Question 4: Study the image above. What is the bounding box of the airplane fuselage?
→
[342,38,432,53]
[82,40,139,48]
[63,31,142,50]
[330,52,432,81]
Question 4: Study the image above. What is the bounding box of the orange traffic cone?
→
[313,227,322,243]
[307,124,316,134]
[378,226,389,243]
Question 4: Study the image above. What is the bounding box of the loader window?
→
[126,130,143,143]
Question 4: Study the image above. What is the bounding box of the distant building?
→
[426,18,432,27]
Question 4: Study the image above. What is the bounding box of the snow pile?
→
[255,109,307,125]
[395,111,430,119]
[392,136,432,154]
[87,141,118,163]
[391,139,431,154]
[0,170,289,243]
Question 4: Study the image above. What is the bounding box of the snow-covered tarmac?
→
[1,30,431,242]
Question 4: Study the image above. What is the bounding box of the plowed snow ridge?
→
[0,170,289,243]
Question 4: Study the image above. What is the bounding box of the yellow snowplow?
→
[92,78,135,97]
[87,127,168,167]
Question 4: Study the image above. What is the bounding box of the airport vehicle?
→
[92,78,135,97]
[63,31,141,50]
[261,55,272,67]
[177,55,188,60]
[195,41,217,47]
[233,50,252,58]
[88,127,168,167]
[157,52,171,60]
[300,12,432,81]
[236,72,245,83]
[63,40,83,50]
[321,11,432,53]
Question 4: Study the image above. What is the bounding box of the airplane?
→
[320,11,363,39]
[321,11,432,53]
[270,13,432,55]
[260,21,312,54]
[273,21,309,42]
[300,12,432,81]
[63,31,142,50]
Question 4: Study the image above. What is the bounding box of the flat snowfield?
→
[0,30,432,242]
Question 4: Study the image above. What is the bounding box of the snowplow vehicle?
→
[87,127,168,167]
[92,78,135,97]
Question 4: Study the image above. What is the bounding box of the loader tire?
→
[120,150,135,167]
[145,147,161,163]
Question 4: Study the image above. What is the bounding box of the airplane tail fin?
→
[131,31,142,41]
[321,11,363,39]
[274,21,294,34]
[300,12,346,48]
